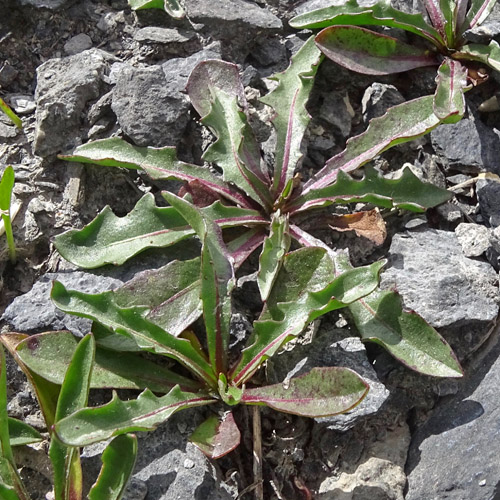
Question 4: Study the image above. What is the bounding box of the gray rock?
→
[134,27,196,45]
[2,271,123,336]
[184,0,282,32]
[320,92,353,139]
[430,112,500,173]
[17,0,74,8]
[121,478,148,500]
[267,326,390,431]
[64,33,93,56]
[9,95,36,115]
[381,229,499,358]
[111,46,220,147]
[477,178,500,227]
[361,83,405,122]
[464,3,500,42]
[34,49,109,157]
[455,222,491,257]
[406,332,500,500]
[0,63,18,87]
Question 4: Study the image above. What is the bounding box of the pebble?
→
[64,33,93,55]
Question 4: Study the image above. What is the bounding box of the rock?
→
[1,271,123,336]
[361,83,405,122]
[319,92,353,139]
[111,46,220,147]
[267,326,390,431]
[9,95,36,115]
[17,0,74,8]
[34,49,109,157]
[0,63,18,87]
[435,202,464,224]
[380,229,499,358]
[406,332,500,500]
[318,424,410,500]
[64,33,93,56]
[121,478,148,500]
[477,178,500,227]
[464,3,500,42]
[133,27,196,45]
[184,0,282,32]
[455,222,491,257]
[430,112,500,173]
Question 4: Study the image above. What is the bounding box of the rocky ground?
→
[1,0,500,499]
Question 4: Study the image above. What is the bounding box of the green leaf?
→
[454,40,500,72]
[433,58,467,123]
[422,0,448,40]
[164,193,235,375]
[257,212,290,302]
[50,281,217,388]
[0,166,16,264]
[128,0,185,18]
[315,26,436,75]
[290,0,444,47]
[348,289,463,377]
[0,98,22,129]
[290,166,453,214]
[59,138,251,208]
[89,434,138,500]
[189,413,240,459]
[464,0,498,30]
[54,386,215,447]
[0,347,15,465]
[260,36,322,195]
[241,367,368,417]
[302,95,446,192]
[0,333,60,429]
[231,248,384,385]
[187,60,271,208]
[0,482,22,500]
[49,333,95,500]
[15,331,200,393]
[7,418,43,447]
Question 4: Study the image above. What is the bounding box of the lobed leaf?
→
[290,0,444,47]
[60,138,251,208]
[231,248,384,385]
[189,413,240,459]
[50,281,217,387]
[260,35,322,195]
[315,26,436,75]
[128,0,185,18]
[164,193,235,375]
[241,367,369,417]
[89,434,138,500]
[54,194,265,269]
[433,58,468,123]
[187,61,271,207]
[257,212,290,302]
[49,333,95,500]
[7,418,43,447]
[348,289,463,377]
[302,95,447,192]
[15,331,200,393]
[54,386,215,447]
[291,166,453,214]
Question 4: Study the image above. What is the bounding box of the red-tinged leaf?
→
[290,166,453,214]
[454,40,500,72]
[50,282,217,388]
[164,193,235,376]
[454,0,469,33]
[315,26,436,76]
[59,138,252,208]
[241,367,369,417]
[0,334,60,429]
[89,434,138,500]
[302,95,444,192]
[434,58,468,123]
[422,0,447,39]
[187,60,270,200]
[464,0,498,30]
[260,36,322,195]
[54,386,215,447]
[189,412,241,459]
[290,0,444,47]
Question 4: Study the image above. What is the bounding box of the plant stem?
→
[2,212,16,264]
[252,406,263,500]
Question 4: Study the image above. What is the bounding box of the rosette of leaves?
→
[19,36,462,457]
[0,335,137,500]
[291,0,500,124]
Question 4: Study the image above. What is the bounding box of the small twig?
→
[252,406,263,500]
[447,172,500,192]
